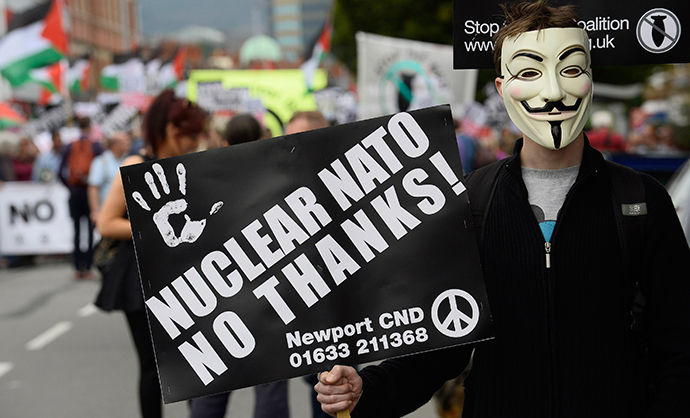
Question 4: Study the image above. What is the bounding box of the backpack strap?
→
[605,159,647,273]
[604,160,648,350]
[465,159,506,247]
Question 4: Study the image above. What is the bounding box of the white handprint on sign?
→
[132,162,224,248]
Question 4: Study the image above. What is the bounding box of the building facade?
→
[270,0,331,63]
[66,0,140,93]
[68,0,139,54]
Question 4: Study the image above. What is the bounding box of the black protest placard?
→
[453,0,688,69]
[121,105,493,403]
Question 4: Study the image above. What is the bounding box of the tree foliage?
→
[332,0,663,118]
[332,0,453,73]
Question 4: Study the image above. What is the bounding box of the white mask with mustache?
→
[498,27,593,150]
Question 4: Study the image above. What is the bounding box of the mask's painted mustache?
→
[521,98,582,113]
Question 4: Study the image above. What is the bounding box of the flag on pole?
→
[300,18,332,92]
[145,47,163,91]
[158,47,186,89]
[67,55,92,94]
[11,59,67,105]
[30,59,67,105]
[0,0,67,87]
[145,47,163,76]
[0,102,27,129]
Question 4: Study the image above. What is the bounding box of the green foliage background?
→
[331,1,687,150]
[333,0,655,91]
[332,0,454,74]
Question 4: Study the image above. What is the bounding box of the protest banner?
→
[187,69,327,137]
[453,0,689,69]
[0,182,73,255]
[357,32,478,120]
[20,102,71,138]
[98,103,139,138]
[313,86,358,125]
[121,105,493,403]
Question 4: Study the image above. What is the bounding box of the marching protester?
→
[2,136,40,267]
[253,110,333,418]
[87,130,131,224]
[586,109,628,154]
[222,112,267,146]
[95,90,207,418]
[59,116,102,280]
[32,130,64,182]
[11,136,39,182]
[187,112,267,418]
[314,1,690,417]
[187,111,333,418]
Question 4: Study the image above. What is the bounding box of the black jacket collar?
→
[506,134,605,181]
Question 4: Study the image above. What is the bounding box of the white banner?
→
[356,32,478,120]
[0,182,74,255]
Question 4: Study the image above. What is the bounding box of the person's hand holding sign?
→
[315,365,363,417]
[131,162,223,248]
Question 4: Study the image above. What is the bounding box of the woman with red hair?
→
[95,90,207,418]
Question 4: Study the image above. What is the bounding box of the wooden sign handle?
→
[336,410,351,418]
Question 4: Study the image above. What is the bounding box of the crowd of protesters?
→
[0,74,689,418]
[0,88,349,417]
[450,107,686,177]
[0,118,134,271]
[0,101,687,272]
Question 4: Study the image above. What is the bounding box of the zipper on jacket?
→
[545,242,551,268]
[505,153,603,418]
[542,170,599,418]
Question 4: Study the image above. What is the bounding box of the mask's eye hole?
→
[561,66,583,77]
[517,69,541,80]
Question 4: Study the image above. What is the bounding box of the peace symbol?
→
[431,289,480,338]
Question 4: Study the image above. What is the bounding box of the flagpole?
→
[0,0,7,101]
[65,79,73,128]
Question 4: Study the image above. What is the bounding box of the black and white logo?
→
[431,289,480,338]
[637,8,681,53]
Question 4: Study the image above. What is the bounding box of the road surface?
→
[0,260,440,417]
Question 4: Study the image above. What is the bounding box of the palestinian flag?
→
[100,51,145,92]
[145,47,163,77]
[30,59,66,94]
[11,59,67,105]
[0,102,27,129]
[67,55,92,94]
[301,17,332,92]
[144,47,163,92]
[158,47,186,89]
[33,59,67,105]
[0,0,67,87]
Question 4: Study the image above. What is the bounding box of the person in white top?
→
[87,131,131,223]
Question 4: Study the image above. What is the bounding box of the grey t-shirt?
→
[521,165,580,241]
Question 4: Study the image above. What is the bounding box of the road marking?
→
[26,321,73,351]
[0,362,13,378]
[78,303,98,317]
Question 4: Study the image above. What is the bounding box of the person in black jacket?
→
[313,1,690,417]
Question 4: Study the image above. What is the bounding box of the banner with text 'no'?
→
[454,0,688,69]
[121,105,493,403]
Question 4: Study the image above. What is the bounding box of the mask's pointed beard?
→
[549,121,562,149]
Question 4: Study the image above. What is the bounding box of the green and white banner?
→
[356,32,477,120]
